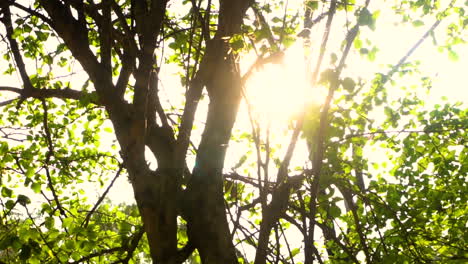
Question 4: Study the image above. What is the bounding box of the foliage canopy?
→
[0,0,466,263]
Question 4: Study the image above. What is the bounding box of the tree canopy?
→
[0,0,467,263]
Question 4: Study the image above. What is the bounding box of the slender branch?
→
[384,0,456,85]
[0,86,99,104]
[69,247,124,264]
[342,185,371,261]
[274,224,280,263]
[110,0,136,45]
[239,80,266,205]
[5,0,52,24]
[284,209,359,264]
[306,1,362,262]
[120,227,145,263]
[41,99,67,217]
[340,127,466,142]
[0,98,18,106]
[82,163,124,227]
[172,58,206,169]
[0,6,34,97]
[24,206,63,263]
[252,4,278,50]
[190,0,210,43]
[279,223,295,264]
[38,0,120,108]
[298,11,331,38]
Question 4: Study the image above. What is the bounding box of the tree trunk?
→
[183,1,251,262]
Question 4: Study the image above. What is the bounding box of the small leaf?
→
[360,48,369,54]
[233,154,248,170]
[448,49,459,61]
[329,205,342,217]
[342,77,356,92]
[62,217,74,229]
[45,217,55,229]
[272,17,282,23]
[229,35,245,52]
[330,53,338,65]
[25,167,35,178]
[1,187,13,198]
[168,42,178,50]
[31,182,41,193]
[319,68,337,84]
[306,1,318,10]
[5,199,16,210]
[412,20,424,27]
[358,8,373,27]
[291,247,300,257]
[17,194,31,205]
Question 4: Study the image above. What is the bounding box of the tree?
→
[0,0,466,263]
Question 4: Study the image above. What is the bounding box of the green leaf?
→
[45,217,55,229]
[31,182,41,193]
[0,141,8,154]
[1,187,13,197]
[12,27,22,38]
[330,53,338,65]
[25,167,35,178]
[233,154,248,170]
[62,217,74,229]
[17,194,31,205]
[35,30,49,41]
[5,199,16,210]
[448,49,459,61]
[319,68,337,84]
[168,42,178,50]
[79,91,99,106]
[329,204,341,218]
[229,34,245,52]
[358,8,373,27]
[412,20,425,27]
[272,17,282,23]
[342,77,356,92]
[306,1,318,10]
[291,247,300,257]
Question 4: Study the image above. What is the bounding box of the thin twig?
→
[82,163,124,227]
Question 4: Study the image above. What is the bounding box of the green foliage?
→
[1,0,467,263]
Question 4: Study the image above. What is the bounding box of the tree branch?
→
[38,0,119,108]
[82,163,124,227]
[0,6,34,98]
[0,86,99,104]
[5,0,52,24]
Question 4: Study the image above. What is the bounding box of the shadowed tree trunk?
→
[183,1,252,262]
[35,0,251,262]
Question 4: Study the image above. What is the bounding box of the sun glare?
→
[244,43,318,122]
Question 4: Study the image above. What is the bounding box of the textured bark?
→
[18,0,250,262]
[183,0,251,263]
[38,1,180,263]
